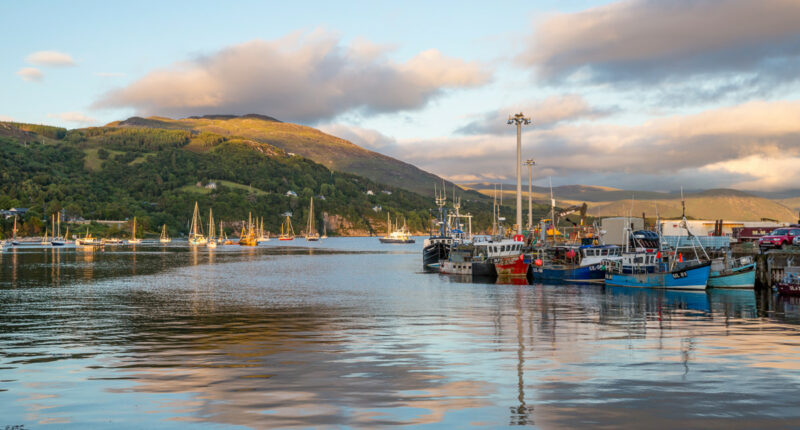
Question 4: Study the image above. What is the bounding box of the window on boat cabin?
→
[634,257,643,264]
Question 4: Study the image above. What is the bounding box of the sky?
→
[3,0,800,192]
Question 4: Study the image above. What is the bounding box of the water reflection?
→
[1,241,800,428]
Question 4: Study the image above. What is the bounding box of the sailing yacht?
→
[40,226,50,246]
[321,224,327,239]
[188,202,207,245]
[257,217,270,243]
[11,215,20,246]
[207,209,217,248]
[279,215,295,241]
[160,225,171,243]
[51,213,66,246]
[128,217,142,244]
[305,197,320,241]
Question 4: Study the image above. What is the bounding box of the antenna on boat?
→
[549,177,555,244]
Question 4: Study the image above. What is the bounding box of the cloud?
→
[456,94,611,134]
[382,100,800,191]
[26,50,76,67]
[318,123,399,151]
[17,67,43,82]
[47,111,97,124]
[93,31,491,123]
[0,115,13,121]
[520,0,800,87]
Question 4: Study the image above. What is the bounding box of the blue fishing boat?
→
[605,257,711,290]
[708,256,755,288]
[530,244,621,283]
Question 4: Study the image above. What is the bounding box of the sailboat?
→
[11,215,19,246]
[239,213,258,246]
[321,224,328,239]
[128,216,142,244]
[188,202,207,245]
[221,220,233,245]
[279,215,295,241]
[207,209,217,248]
[258,217,270,243]
[305,197,320,241]
[160,224,171,243]
[51,213,65,246]
[41,225,50,245]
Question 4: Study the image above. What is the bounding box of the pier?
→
[734,249,800,288]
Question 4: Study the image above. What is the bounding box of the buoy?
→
[535,259,543,266]
[518,254,524,261]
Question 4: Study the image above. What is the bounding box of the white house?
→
[286,190,297,197]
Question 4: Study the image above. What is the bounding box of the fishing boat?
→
[279,215,294,241]
[776,269,800,296]
[531,244,622,283]
[423,184,454,269]
[188,202,207,245]
[305,197,320,241]
[51,213,66,246]
[379,213,415,244]
[239,213,258,246]
[708,255,755,288]
[440,238,525,279]
[102,238,124,245]
[75,227,102,246]
[128,217,142,244]
[160,224,171,243]
[206,209,217,248]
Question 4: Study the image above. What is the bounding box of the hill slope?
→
[108,115,478,199]
[0,121,457,238]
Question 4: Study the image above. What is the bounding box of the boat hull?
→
[605,262,711,290]
[708,263,756,288]
[423,241,450,269]
[531,263,605,283]
[495,256,529,278]
[777,282,800,296]
[379,238,415,244]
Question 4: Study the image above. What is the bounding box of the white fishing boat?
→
[379,213,414,244]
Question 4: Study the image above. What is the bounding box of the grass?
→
[178,180,269,196]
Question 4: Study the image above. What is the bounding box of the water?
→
[1,238,800,429]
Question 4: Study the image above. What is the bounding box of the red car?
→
[759,227,800,251]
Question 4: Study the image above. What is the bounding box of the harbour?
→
[1,239,800,428]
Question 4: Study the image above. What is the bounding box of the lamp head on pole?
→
[507,112,531,126]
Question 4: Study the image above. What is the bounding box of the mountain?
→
[465,183,800,222]
[0,121,474,238]
[107,114,481,199]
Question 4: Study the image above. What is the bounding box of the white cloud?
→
[93,30,491,123]
[26,50,76,67]
[47,111,97,124]
[0,115,13,121]
[367,100,800,191]
[457,94,611,134]
[318,123,398,151]
[520,0,800,88]
[17,67,43,82]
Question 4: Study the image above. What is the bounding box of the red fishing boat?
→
[495,254,529,278]
[776,272,800,296]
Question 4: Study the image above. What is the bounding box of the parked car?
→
[794,235,800,247]
[759,228,800,251]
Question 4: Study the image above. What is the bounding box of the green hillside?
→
[0,121,494,239]
[107,114,485,200]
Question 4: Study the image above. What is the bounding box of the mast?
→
[13,215,17,240]
[132,217,136,240]
[57,212,61,238]
[208,209,215,239]
[549,177,555,244]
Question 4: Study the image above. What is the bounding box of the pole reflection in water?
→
[0,239,799,428]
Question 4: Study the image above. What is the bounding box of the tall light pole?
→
[525,159,535,231]
[508,113,531,235]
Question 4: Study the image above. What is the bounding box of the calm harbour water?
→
[1,238,800,429]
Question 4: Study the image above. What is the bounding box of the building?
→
[659,220,786,237]
[600,217,644,245]
[285,190,297,197]
[366,190,374,196]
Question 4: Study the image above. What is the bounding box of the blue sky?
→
[3,0,800,191]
